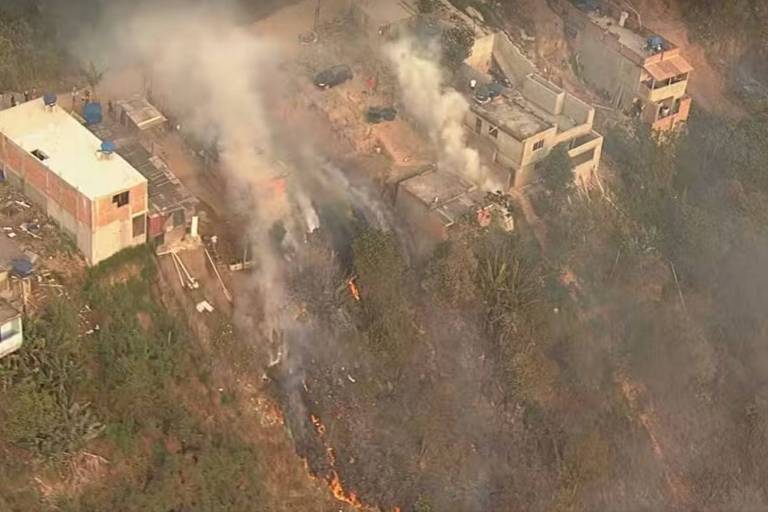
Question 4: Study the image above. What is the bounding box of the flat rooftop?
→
[586,11,681,60]
[472,96,553,140]
[400,169,475,209]
[119,142,198,216]
[0,99,147,200]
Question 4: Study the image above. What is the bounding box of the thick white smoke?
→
[119,6,311,341]
[385,38,496,190]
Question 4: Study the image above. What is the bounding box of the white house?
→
[0,298,22,359]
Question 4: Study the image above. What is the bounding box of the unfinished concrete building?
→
[558,0,693,131]
[466,73,603,187]
[464,30,603,187]
[396,168,512,256]
[0,99,148,265]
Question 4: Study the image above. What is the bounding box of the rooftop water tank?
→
[100,140,117,154]
[11,258,33,278]
[43,93,57,107]
[83,102,103,125]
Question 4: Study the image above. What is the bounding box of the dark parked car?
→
[365,106,397,123]
[474,82,504,104]
[314,64,353,89]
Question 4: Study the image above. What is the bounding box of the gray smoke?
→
[384,37,500,190]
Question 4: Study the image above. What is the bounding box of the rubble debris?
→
[196,300,215,313]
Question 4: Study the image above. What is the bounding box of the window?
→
[132,214,146,238]
[475,118,483,134]
[31,149,49,161]
[533,140,544,151]
[488,126,499,139]
[112,191,129,207]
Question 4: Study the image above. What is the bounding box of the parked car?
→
[313,64,353,89]
[474,82,504,104]
[365,106,397,124]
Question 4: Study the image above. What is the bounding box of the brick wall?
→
[93,181,147,228]
[0,134,93,227]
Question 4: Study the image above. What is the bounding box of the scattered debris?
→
[196,300,215,313]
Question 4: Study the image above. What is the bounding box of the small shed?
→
[115,96,167,132]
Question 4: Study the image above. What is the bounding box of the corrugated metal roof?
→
[644,55,693,81]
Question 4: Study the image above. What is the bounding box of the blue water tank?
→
[100,140,116,154]
[83,102,103,125]
[43,94,57,107]
[11,258,33,278]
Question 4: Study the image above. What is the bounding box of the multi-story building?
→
[465,73,604,188]
[558,0,693,131]
[0,98,149,265]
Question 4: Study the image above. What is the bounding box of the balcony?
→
[646,95,692,131]
[639,75,689,103]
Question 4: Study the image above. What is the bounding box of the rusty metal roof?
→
[644,55,693,82]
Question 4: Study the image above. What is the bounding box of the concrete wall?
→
[492,34,536,86]
[395,186,448,259]
[563,94,593,125]
[468,112,525,168]
[522,75,565,115]
[577,23,643,110]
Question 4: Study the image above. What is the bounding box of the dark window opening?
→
[533,140,544,151]
[489,126,499,139]
[172,209,185,228]
[31,149,49,161]
[475,118,483,134]
[132,214,146,238]
[112,191,129,207]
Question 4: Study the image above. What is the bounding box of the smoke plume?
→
[384,37,497,190]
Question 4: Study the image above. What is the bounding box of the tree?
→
[540,144,574,198]
[83,60,105,95]
[441,24,475,73]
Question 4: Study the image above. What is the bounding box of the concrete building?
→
[0,298,22,360]
[0,99,149,265]
[396,168,508,256]
[119,142,198,246]
[558,0,693,131]
[466,73,604,187]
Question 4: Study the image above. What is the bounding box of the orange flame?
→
[347,277,361,301]
[330,470,363,507]
[310,414,326,435]
[305,413,401,511]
